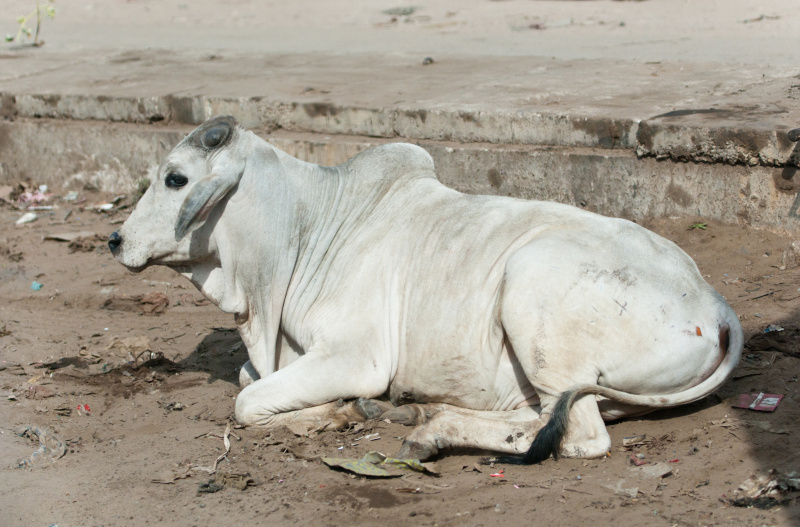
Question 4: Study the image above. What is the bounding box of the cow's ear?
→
[174,171,240,241]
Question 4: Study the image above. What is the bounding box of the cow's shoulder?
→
[343,143,436,184]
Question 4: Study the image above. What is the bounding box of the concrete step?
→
[2,119,797,234]
[1,50,799,233]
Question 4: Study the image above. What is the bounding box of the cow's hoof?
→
[380,405,422,426]
[395,440,437,461]
[354,398,394,420]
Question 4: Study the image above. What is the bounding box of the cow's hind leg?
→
[395,406,542,461]
[499,239,615,461]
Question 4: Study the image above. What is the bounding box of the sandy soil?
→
[1,180,799,527]
[3,0,800,64]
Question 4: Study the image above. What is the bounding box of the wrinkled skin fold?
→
[111,116,743,462]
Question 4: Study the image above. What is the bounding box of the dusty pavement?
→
[1,0,800,526]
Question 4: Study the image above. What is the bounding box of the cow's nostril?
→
[108,231,122,254]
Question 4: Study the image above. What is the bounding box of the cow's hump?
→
[344,143,436,184]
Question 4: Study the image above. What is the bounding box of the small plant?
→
[6,1,56,47]
[689,222,708,231]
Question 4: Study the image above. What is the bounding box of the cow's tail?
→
[501,317,743,465]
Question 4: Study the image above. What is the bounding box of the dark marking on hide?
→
[184,115,237,152]
[505,435,514,443]
[611,267,636,287]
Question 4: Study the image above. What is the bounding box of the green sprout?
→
[6,1,56,46]
[689,222,708,231]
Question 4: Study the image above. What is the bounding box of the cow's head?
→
[109,115,248,272]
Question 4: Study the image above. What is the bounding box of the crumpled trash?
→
[107,335,152,364]
[14,425,66,468]
[322,451,439,478]
[723,469,800,508]
[140,292,170,315]
[30,281,43,291]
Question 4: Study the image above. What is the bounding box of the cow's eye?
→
[165,172,189,189]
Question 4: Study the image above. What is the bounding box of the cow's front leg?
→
[235,347,389,430]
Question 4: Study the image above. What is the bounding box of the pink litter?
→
[732,393,784,412]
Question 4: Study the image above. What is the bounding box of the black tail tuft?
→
[496,389,575,465]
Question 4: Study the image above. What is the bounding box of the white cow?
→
[110,116,742,463]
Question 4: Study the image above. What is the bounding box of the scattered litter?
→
[68,234,105,253]
[18,186,53,206]
[669,458,681,464]
[14,425,66,468]
[198,472,256,493]
[629,454,647,466]
[107,335,152,364]
[151,469,193,484]
[140,292,170,315]
[93,203,114,212]
[30,281,43,291]
[603,480,639,498]
[191,422,232,475]
[25,385,55,400]
[631,462,673,479]
[321,451,439,478]
[750,421,789,434]
[43,231,97,243]
[622,434,647,447]
[62,191,79,201]
[16,212,38,225]
[763,324,784,334]
[746,330,800,357]
[732,392,784,412]
[5,362,27,375]
[422,56,434,66]
[178,293,211,307]
[722,469,800,509]
[396,487,421,493]
[53,404,72,416]
[490,470,505,478]
[76,404,91,416]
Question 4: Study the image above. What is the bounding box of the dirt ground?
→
[1,182,800,527]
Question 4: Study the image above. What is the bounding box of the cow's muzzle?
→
[107,231,122,254]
